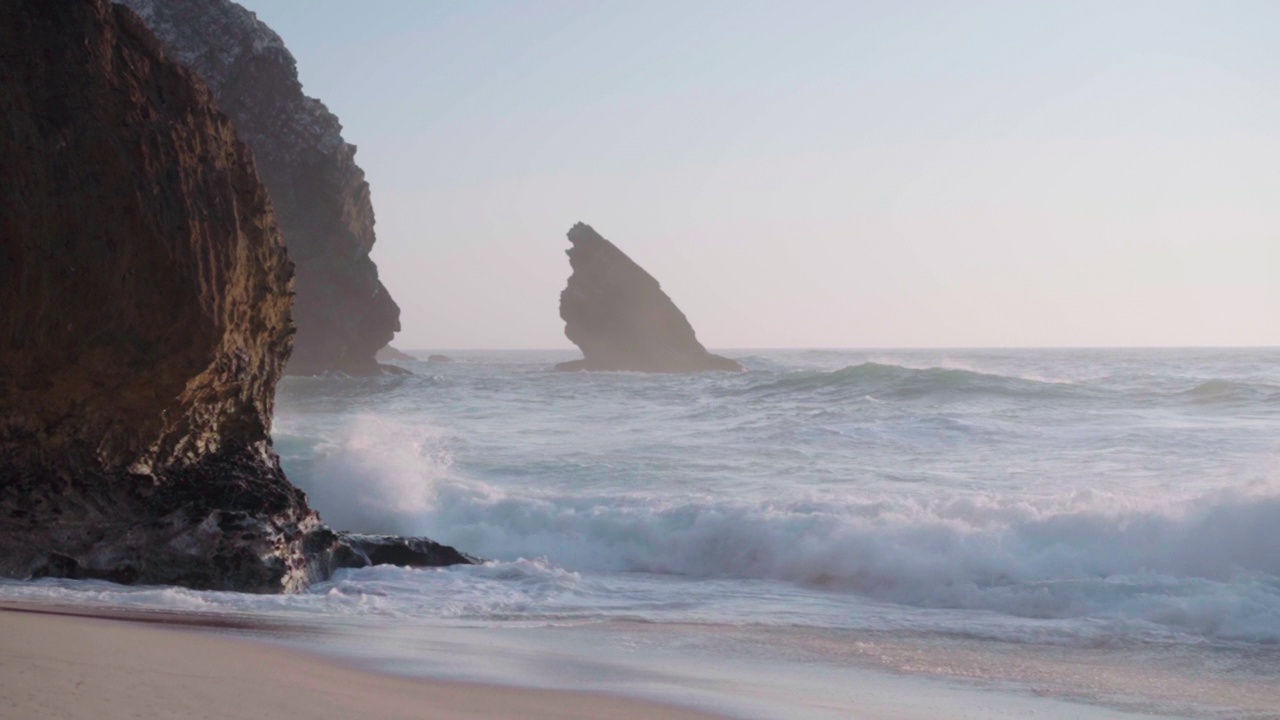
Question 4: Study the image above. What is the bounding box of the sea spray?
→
[10,349,1278,650]
[263,358,1280,644]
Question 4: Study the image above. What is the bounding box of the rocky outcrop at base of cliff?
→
[556,224,744,373]
[1,461,475,588]
[325,534,478,569]
[0,0,470,591]
[376,346,418,362]
[120,0,400,377]
[4,453,326,590]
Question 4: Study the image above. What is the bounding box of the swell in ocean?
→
[273,424,1280,644]
[4,349,1278,718]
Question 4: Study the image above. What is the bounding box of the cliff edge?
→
[556,223,743,373]
[2,0,320,591]
[120,0,400,376]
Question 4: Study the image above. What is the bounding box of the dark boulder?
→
[302,530,475,578]
[556,223,744,373]
[334,534,476,569]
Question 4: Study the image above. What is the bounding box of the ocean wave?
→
[273,416,1280,643]
[7,433,1279,645]
[446,488,1280,641]
[1182,379,1280,405]
[734,362,1083,402]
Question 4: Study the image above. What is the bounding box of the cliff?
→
[556,224,744,373]
[0,0,318,590]
[0,0,470,591]
[119,0,400,376]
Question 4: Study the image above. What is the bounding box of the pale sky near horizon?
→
[245,0,1278,350]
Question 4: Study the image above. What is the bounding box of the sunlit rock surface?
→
[556,223,744,373]
[120,0,401,376]
[0,0,319,591]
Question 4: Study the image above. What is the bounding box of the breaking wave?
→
[9,350,1277,654]
[1182,379,1280,405]
[274,414,1280,644]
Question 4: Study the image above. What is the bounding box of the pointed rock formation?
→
[119,0,400,376]
[0,0,472,591]
[556,224,744,373]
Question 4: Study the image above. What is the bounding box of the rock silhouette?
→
[556,223,744,373]
[120,0,401,376]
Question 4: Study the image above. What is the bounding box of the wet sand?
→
[0,604,728,720]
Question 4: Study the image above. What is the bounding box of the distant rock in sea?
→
[427,354,454,364]
[119,0,401,377]
[377,345,418,362]
[0,0,469,592]
[555,223,744,373]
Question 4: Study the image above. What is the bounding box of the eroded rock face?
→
[0,0,315,591]
[556,223,744,373]
[376,345,418,362]
[120,0,400,376]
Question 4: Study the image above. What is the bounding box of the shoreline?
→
[0,602,731,720]
[3,595,1263,720]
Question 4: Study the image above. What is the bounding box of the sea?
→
[4,348,1279,719]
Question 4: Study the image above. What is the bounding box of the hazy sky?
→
[246,0,1278,349]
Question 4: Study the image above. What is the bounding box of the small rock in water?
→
[306,531,477,573]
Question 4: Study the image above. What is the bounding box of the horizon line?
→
[390,344,1280,352]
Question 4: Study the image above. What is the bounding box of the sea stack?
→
[119,0,401,376]
[556,223,744,373]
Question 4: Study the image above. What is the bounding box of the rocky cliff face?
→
[119,0,400,376]
[2,0,320,591]
[556,224,744,373]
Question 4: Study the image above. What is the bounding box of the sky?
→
[245,0,1279,349]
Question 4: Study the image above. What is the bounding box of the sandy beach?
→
[0,604,728,720]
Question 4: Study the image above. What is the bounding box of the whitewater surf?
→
[4,348,1277,719]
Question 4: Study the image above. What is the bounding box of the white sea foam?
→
[6,350,1278,664]
[262,402,1280,643]
[5,349,1277,720]
[287,413,457,535]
